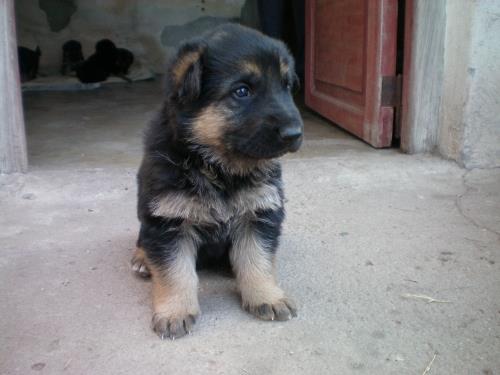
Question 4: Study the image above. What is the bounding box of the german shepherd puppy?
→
[133,23,303,339]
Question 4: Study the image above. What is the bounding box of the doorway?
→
[304,0,408,149]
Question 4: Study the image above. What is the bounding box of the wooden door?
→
[305,0,398,148]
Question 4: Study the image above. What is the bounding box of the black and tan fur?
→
[134,23,303,339]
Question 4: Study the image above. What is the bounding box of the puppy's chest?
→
[150,178,282,225]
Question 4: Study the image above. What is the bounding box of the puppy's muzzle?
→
[276,121,303,153]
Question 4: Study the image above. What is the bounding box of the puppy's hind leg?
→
[131,246,151,279]
[230,211,297,322]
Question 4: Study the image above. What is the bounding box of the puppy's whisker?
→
[153,151,180,166]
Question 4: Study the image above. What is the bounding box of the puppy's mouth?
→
[232,135,303,160]
[286,136,303,153]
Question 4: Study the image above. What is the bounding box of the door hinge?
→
[381,74,402,107]
[382,74,403,141]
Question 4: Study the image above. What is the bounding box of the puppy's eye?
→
[233,85,251,98]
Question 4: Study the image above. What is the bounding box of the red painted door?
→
[305,0,398,147]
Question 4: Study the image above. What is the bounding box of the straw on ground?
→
[401,293,451,304]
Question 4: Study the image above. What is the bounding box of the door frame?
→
[400,0,446,153]
[0,0,27,173]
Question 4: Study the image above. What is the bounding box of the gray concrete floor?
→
[1,81,499,374]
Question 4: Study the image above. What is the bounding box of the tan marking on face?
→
[191,105,228,150]
[190,105,279,176]
[171,50,202,84]
[150,236,200,321]
[241,61,262,77]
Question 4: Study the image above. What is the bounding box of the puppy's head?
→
[95,39,117,57]
[62,40,84,64]
[166,24,303,171]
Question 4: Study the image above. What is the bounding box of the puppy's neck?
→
[187,143,276,178]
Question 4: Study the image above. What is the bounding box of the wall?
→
[439,0,500,169]
[437,0,474,163]
[405,0,500,168]
[15,0,257,75]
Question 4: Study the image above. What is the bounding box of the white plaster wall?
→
[438,0,474,162]
[460,0,500,168]
[439,0,500,168]
[15,0,246,74]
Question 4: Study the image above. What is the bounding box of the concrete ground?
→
[1,81,499,374]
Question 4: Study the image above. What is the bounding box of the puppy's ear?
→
[168,42,205,104]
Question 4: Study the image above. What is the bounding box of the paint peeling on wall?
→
[38,0,77,32]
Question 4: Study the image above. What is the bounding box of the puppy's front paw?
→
[152,312,198,340]
[244,297,297,321]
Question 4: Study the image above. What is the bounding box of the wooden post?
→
[0,0,28,173]
[400,0,445,153]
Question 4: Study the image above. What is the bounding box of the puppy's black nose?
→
[278,126,303,142]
